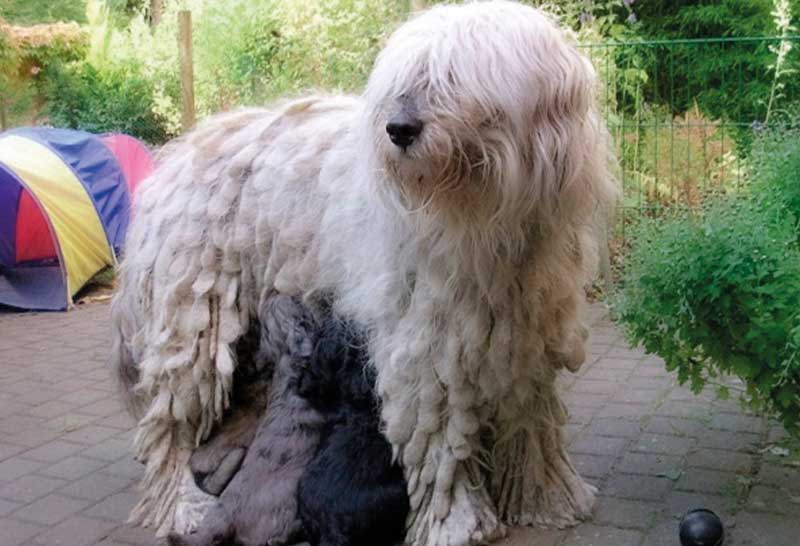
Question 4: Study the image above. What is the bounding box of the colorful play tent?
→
[0,127,153,311]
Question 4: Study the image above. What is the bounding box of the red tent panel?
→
[16,188,57,263]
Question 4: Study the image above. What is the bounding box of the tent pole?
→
[0,97,7,131]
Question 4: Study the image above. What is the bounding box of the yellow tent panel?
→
[0,135,113,300]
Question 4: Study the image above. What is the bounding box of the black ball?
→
[679,508,725,546]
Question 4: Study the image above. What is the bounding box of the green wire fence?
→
[580,36,800,252]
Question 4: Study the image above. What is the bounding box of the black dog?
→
[297,318,409,546]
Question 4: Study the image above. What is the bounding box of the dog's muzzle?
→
[386,113,423,150]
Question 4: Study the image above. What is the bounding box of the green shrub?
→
[42,61,171,143]
[0,0,87,25]
[750,124,800,225]
[616,196,800,434]
[616,126,800,434]
[634,0,800,126]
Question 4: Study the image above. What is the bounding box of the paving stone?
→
[655,401,712,421]
[756,464,800,490]
[94,540,132,546]
[0,415,44,434]
[38,456,109,481]
[675,468,740,496]
[595,403,648,420]
[633,433,696,455]
[570,435,630,457]
[605,346,646,360]
[747,485,800,515]
[697,429,761,453]
[572,454,617,479]
[95,412,135,431]
[564,423,584,443]
[12,493,92,525]
[617,452,683,477]
[45,412,103,434]
[77,398,124,418]
[0,441,27,461]
[767,425,789,444]
[626,376,674,391]
[0,474,69,503]
[612,388,661,406]
[28,515,117,546]
[641,518,681,546]
[59,425,121,446]
[16,388,67,406]
[562,523,643,546]
[3,426,64,448]
[644,417,704,438]
[22,400,77,419]
[593,497,659,529]
[0,517,46,546]
[0,496,23,516]
[633,362,670,377]
[21,441,86,463]
[581,368,632,383]
[686,448,753,473]
[83,491,139,521]
[662,490,738,523]
[708,413,766,434]
[567,405,600,425]
[100,457,144,480]
[570,380,620,396]
[58,389,110,406]
[58,473,133,502]
[563,393,610,408]
[496,527,563,546]
[0,457,45,481]
[593,357,641,371]
[605,473,673,501]
[585,418,643,439]
[108,523,158,545]
[79,437,133,463]
[735,511,800,546]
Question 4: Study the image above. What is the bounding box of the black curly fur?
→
[297,319,409,546]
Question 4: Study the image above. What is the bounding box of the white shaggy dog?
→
[110,1,618,544]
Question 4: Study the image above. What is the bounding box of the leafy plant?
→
[0,0,87,25]
[615,127,800,435]
[621,107,741,209]
[634,0,800,126]
[42,60,171,143]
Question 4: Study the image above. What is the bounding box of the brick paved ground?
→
[0,302,798,546]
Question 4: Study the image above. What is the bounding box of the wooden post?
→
[178,10,195,132]
[150,0,163,28]
[599,226,613,297]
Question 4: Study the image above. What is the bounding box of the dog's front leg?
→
[404,442,505,546]
[378,319,505,546]
[489,370,596,529]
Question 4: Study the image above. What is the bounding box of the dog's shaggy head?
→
[364,0,616,250]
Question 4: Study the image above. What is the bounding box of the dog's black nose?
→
[386,114,423,149]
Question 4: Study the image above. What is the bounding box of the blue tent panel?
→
[0,164,20,266]
[9,127,131,255]
[0,265,66,311]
